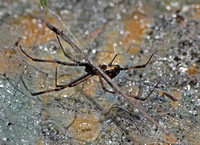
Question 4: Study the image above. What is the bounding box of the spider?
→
[20,23,177,102]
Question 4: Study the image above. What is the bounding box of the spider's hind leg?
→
[126,80,160,101]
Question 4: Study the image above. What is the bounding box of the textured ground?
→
[0,0,200,144]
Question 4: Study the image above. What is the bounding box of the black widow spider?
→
[20,23,177,102]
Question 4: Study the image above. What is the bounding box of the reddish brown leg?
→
[98,73,160,101]
[20,45,87,67]
[127,81,178,101]
[21,73,93,96]
[108,54,118,66]
[163,92,178,101]
[126,80,160,101]
[20,76,65,96]
[98,73,115,94]
[121,53,154,70]
[56,73,93,88]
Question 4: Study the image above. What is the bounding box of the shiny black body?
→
[84,63,121,79]
[99,64,121,79]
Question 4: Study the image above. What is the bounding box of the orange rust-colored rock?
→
[70,113,100,142]
[163,133,178,144]
[13,13,58,47]
[95,30,124,65]
[169,89,180,107]
[186,65,199,75]
[0,48,24,76]
[83,79,98,96]
[192,4,200,18]
[122,12,150,53]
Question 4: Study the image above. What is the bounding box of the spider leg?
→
[20,46,87,67]
[56,70,93,88]
[126,80,160,101]
[21,73,93,96]
[108,54,118,66]
[105,105,141,120]
[98,73,115,94]
[162,92,178,101]
[20,76,65,96]
[56,34,81,64]
[121,53,154,70]
[98,73,160,101]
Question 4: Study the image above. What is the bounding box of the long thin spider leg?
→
[65,110,77,130]
[108,54,118,66]
[20,46,87,67]
[20,76,65,96]
[56,73,93,88]
[56,34,81,64]
[106,106,133,116]
[98,72,159,101]
[137,82,178,101]
[121,53,154,70]
[163,92,178,101]
[98,73,115,94]
[127,80,160,101]
[21,73,93,96]
[2,73,27,97]
[55,67,58,87]
[46,22,88,58]
[105,105,141,120]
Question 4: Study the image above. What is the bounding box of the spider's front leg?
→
[20,45,88,67]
